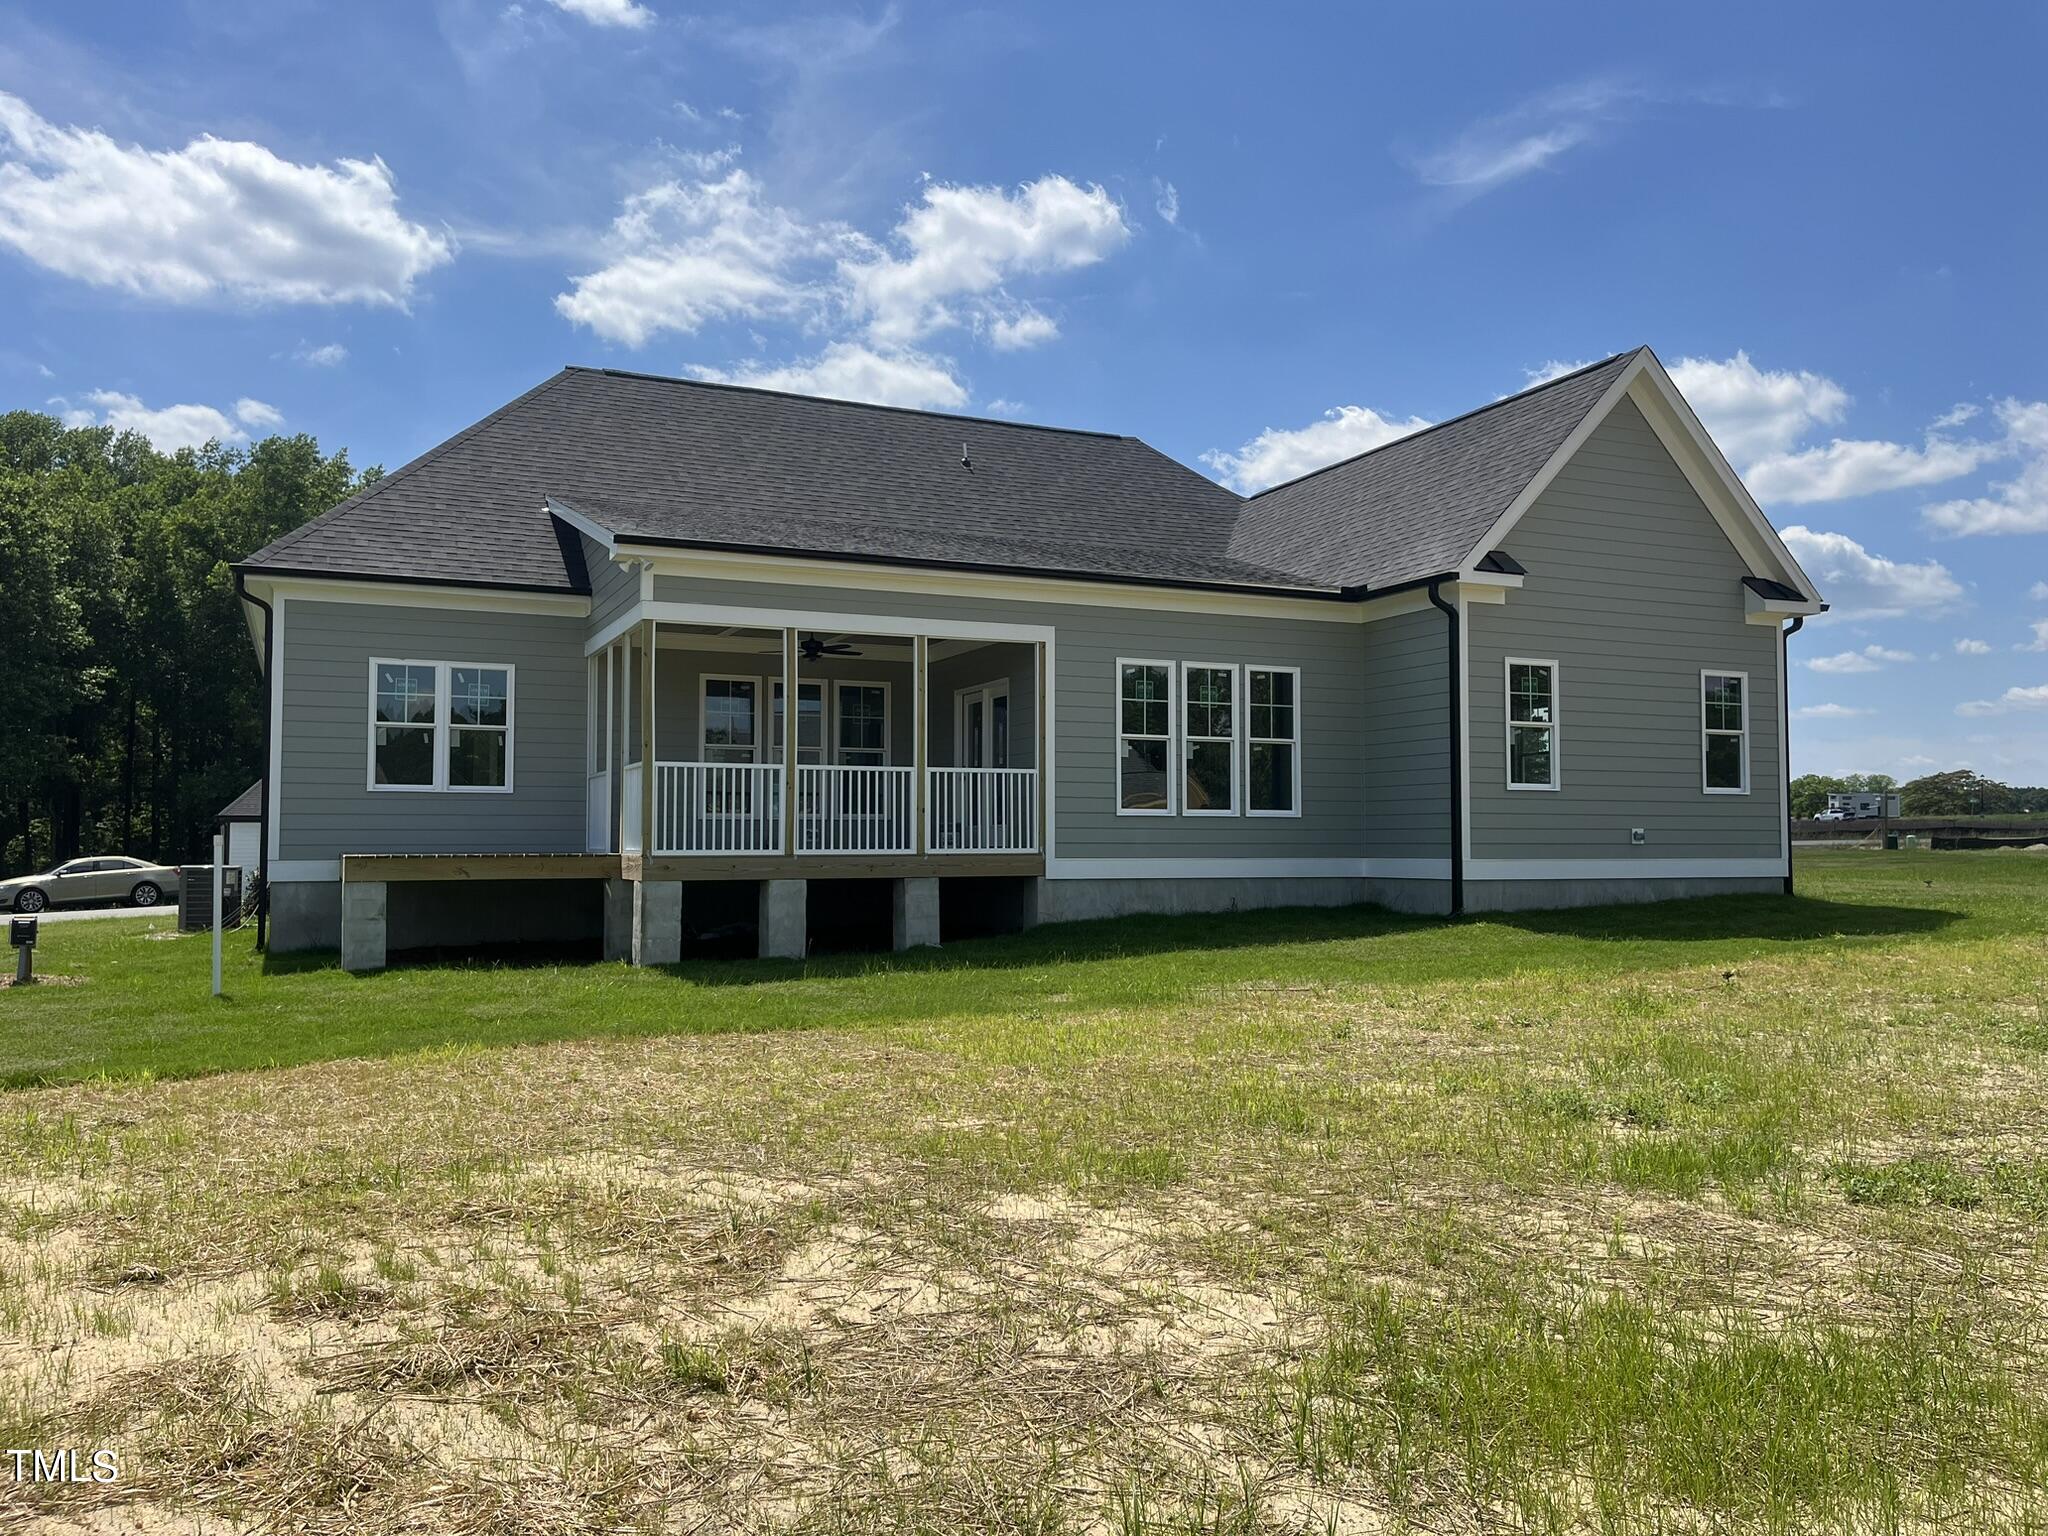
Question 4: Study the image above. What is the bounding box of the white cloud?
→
[2021,619,2048,654]
[1794,703,1872,719]
[1745,433,2003,505]
[1933,402,1979,430]
[1667,351,1849,464]
[2031,581,2048,601]
[1779,526,1963,622]
[555,164,1128,391]
[1805,644,1915,675]
[1524,359,1593,387]
[293,341,347,367]
[545,0,654,26]
[1953,637,1993,655]
[1202,405,1432,495]
[689,342,965,411]
[1408,80,1645,191]
[1924,399,2048,535]
[844,175,1129,346]
[1957,684,2048,717]
[982,398,1026,417]
[554,167,839,347]
[0,91,451,307]
[57,388,279,451]
[1153,179,1179,226]
[984,306,1057,351]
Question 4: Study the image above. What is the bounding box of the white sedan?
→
[2,857,183,913]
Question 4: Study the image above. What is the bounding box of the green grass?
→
[1,851,2045,1533]
[3,851,2039,1088]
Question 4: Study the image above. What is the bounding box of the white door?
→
[955,683,1011,768]
[585,649,613,852]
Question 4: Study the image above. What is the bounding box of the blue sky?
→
[4,2,2046,782]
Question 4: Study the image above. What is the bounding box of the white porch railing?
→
[656,762,785,855]
[621,763,643,854]
[795,764,914,854]
[927,767,1039,854]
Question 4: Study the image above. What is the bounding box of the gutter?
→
[234,571,274,950]
[1782,614,1804,897]
[1425,577,1465,916]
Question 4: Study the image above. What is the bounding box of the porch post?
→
[914,634,929,856]
[639,618,658,858]
[1034,640,1048,854]
[782,627,798,856]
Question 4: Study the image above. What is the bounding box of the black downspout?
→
[1426,578,1464,916]
[1782,614,1804,897]
[235,573,274,949]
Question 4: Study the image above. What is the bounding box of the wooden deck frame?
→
[341,854,624,883]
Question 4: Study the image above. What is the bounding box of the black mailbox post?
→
[8,915,33,985]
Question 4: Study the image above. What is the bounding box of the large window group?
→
[370,659,514,791]
[1115,660,1301,817]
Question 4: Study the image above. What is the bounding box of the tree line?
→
[0,411,372,879]
[1791,769,2048,820]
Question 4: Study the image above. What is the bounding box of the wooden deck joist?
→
[340,853,624,883]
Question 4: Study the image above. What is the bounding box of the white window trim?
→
[1115,657,1178,816]
[1181,660,1241,817]
[366,658,516,794]
[1701,667,1751,796]
[699,673,765,764]
[832,678,893,766]
[1245,664,1303,819]
[1504,656,1561,792]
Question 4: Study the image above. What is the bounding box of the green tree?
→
[1899,769,2016,817]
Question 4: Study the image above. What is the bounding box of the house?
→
[216,781,263,882]
[231,347,1825,971]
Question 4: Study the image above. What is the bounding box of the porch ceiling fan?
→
[798,634,861,662]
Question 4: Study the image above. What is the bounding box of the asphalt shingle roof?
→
[240,353,1643,598]
[1228,352,1637,590]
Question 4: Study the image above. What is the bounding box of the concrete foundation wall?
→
[269,879,342,951]
[1030,875,1370,924]
[268,878,601,954]
[1462,875,1781,912]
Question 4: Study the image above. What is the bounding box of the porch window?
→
[1702,671,1749,793]
[701,677,760,764]
[1183,663,1237,814]
[1506,659,1558,790]
[1246,667,1299,815]
[369,659,514,792]
[773,680,825,764]
[1117,660,1174,813]
[835,683,888,766]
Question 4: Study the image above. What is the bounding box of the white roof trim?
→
[546,496,617,555]
[1459,348,1823,611]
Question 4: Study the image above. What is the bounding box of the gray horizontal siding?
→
[651,575,1367,860]
[278,599,587,860]
[1361,607,1450,859]
[585,537,638,638]
[1467,397,1785,863]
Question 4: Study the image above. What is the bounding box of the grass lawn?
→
[1,851,2045,1532]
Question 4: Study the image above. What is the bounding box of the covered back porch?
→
[586,618,1046,870]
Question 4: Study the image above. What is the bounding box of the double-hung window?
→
[1183,664,1237,814]
[772,680,825,765]
[834,683,889,766]
[1246,667,1300,815]
[701,677,760,764]
[1701,671,1749,793]
[1505,659,1559,790]
[1117,660,1174,813]
[369,660,514,791]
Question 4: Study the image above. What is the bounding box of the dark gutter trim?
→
[1425,577,1465,917]
[234,571,274,951]
[1782,614,1804,897]
[231,564,593,600]
[606,532,1351,602]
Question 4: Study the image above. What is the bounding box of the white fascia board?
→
[250,575,590,618]
[544,496,616,554]
[623,544,1360,624]
[269,859,341,883]
[1744,586,1825,623]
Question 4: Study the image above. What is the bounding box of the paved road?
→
[17,903,167,925]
